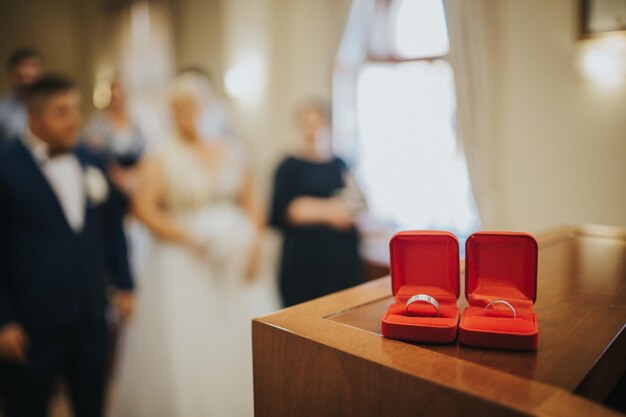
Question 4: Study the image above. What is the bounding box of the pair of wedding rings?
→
[405,295,517,318]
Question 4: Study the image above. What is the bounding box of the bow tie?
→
[47,148,74,159]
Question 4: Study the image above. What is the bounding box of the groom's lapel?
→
[75,148,93,223]
[15,139,83,235]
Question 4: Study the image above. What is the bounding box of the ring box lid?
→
[465,232,538,303]
[389,231,460,299]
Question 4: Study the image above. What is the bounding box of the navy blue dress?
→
[270,156,363,307]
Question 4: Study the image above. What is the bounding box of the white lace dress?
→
[111,139,269,417]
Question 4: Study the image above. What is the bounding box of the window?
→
[336,0,479,246]
[392,0,449,58]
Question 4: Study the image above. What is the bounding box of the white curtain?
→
[111,0,175,149]
[332,0,376,164]
[445,0,502,228]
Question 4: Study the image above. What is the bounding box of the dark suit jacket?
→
[0,138,133,333]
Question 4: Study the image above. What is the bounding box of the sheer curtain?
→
[333,0,483,264]
[332,0,376,163]
[98,0,176,149]
[445,0,502,228]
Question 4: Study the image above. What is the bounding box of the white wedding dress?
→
[111,138,275,417]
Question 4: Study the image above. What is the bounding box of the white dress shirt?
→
[25,130,85,232]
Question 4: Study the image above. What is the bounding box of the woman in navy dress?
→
[270,100,363,307]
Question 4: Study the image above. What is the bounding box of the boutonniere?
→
[84,166,109,206]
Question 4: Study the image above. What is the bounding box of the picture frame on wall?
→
[580,0,626,38]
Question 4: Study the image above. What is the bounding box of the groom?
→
[0,74,134,417]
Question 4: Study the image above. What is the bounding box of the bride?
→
[111,72,267,417]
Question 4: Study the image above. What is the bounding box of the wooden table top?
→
[328,225,626,395]
[255,225,626,417]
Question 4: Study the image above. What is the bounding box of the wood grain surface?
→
[253,225,626,417]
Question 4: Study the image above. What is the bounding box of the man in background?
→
[0,47,43,143]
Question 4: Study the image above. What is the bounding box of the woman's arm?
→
[286,196,354,230]
[238,164,265,281]
[132,155,198,248]
[269,159,354,231]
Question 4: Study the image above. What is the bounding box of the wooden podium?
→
[252,225,626,417]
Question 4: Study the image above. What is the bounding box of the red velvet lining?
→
[459,306,538,351]
[390,232,460,298]
[461,306,537,334]
[384,301,459,327]
[382,231,459,344]
[381,304,459,344]
[465,232,538,302]
[460,232,539,351]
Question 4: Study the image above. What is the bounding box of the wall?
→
[494,0,626,231]
[0,0,85,106]
[172,0,224,93]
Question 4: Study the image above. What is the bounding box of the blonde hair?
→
[169,71,214,106]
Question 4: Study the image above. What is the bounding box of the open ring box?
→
[459,232,539,351]
[381,231,460,344]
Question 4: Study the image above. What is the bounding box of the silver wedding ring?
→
[405,294,440,317]
[483,299,517,318]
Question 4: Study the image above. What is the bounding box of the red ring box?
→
[381,231,460,344]
[459,231,539,351]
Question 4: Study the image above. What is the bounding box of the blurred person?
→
[270,99,364,307]
[177,66,233,140]
[0,74,134,417]
[111,72,264,417]
[0,47,43,143]
[83,78,145,199]
[83,77,148,382]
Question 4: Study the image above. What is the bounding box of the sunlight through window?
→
[356,61,477,234]
[392,0,450,58]
[349,0,479,238]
